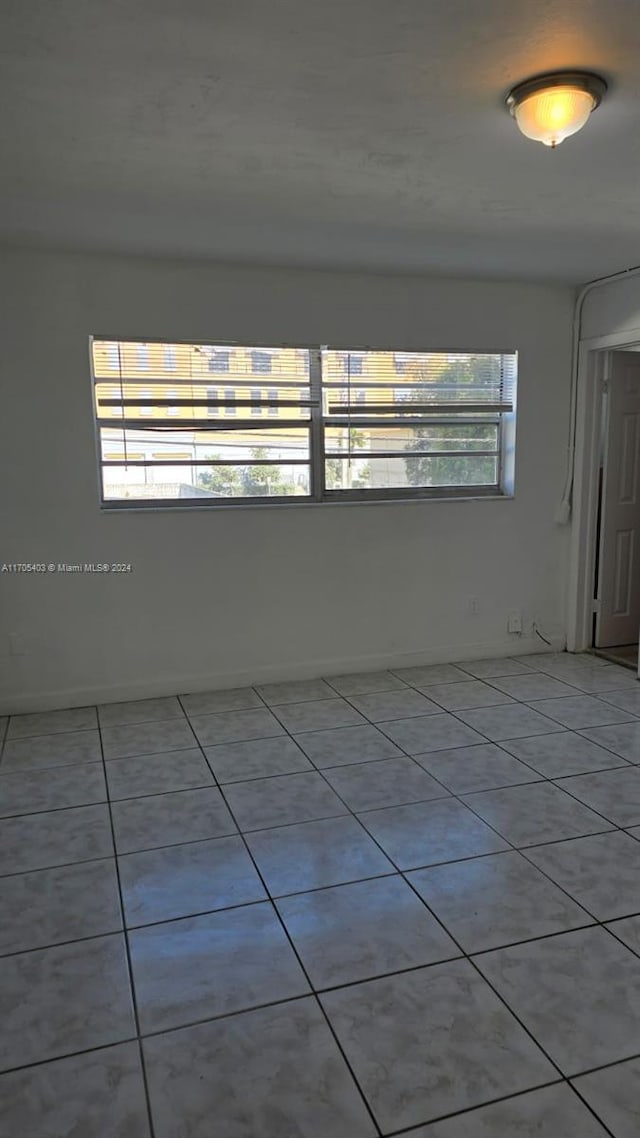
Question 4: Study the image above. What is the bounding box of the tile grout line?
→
[330,680,629,853]
[0,715,9,755]
[307,679,640,1127]
[0,737,633,1119]
[94,712,157,1138]
[0,1021,621,1138]
[363,672,640,836]
[333,690,640,1128]
[4,684,638,875]
[0,804,630,884]
[4,976,640,1122]
[3,957,640,1091]
[598,918,640,962]
[2,659,640,1132]
[381,1079,620,1138]
[1,722,100,747]
[6,890,640,968]
[379,1082,614,1138]
[374,711,640,943]
[3,742,633,800]
[1,656,633,738]
[3,690,637,769]
[250,686,631,1134]
[182,695,385,1138]
[565,1086,620,1138]
[4,682,639,855]
[233,683,589,1109]
[545,772,640,834]
[570,723,640,764]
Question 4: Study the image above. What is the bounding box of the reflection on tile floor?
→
[1,652,640,1135]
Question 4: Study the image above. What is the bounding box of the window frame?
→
[91,337,516,510]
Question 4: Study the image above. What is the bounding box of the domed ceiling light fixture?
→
[505,71,607,147]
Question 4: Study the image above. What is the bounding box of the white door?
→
[595,351,640,647]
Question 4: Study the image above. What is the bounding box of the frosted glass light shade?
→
[506,72,607,148]
[515,87,594,146]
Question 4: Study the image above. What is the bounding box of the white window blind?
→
[91,339,516,506]
[321,348,516,496]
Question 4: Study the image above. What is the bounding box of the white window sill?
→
[100,491,515,514]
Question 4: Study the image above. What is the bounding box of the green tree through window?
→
[402,356,499,487]
[197,448,300,497]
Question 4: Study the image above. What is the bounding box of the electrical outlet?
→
[507,611,523,635]
[469,597,480,616]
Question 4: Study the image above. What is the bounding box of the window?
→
[108,343,121,370]
[92,340,516,506]
[137,344,150,369]
[251,350,272,374]
[164,346,177,371]
[209,350,229,373]
[322,349,516,496]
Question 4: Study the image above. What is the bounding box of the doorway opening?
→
[571,348,640,673]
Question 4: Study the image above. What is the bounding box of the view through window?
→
[92,340,517,505]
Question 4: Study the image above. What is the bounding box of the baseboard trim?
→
[0,632,568,715]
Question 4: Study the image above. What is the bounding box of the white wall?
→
[0,248,574,712]
[582,275,640,342]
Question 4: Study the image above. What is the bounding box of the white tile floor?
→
[2,652,640,1135]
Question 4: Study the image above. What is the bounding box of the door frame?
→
[567,328,640,651]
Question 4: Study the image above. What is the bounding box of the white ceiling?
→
[2,0,640,282]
